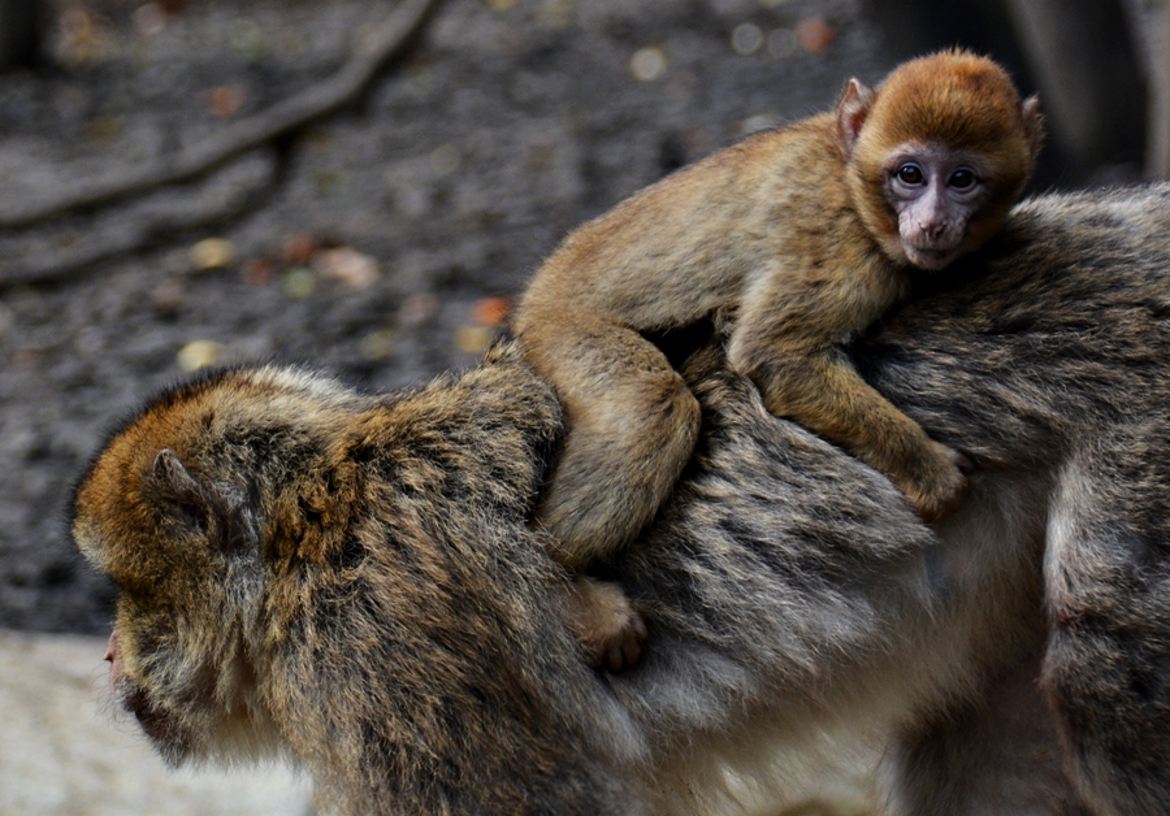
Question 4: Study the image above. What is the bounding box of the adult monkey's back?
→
[74,185,1170,814]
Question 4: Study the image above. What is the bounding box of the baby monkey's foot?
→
[903,442,972,522]
[567,576,648,672]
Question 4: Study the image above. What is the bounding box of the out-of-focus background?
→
[0,0,1164,813]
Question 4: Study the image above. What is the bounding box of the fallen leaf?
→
[190,237,234,270]
[282,267,317,300]
[132,4,167,37]
[398,293,439,327]
[282,234,320,266]
[59,7,110,64]
[538,0,574,30]
[177,339,222,372]
[242,257,275,287]
[429,144,461,176]
[208,85,246,118]
[84,115,123,144]
[313,247,380,289]
[14,347,46,370]
[314,169,342,195]
[360,329,397,361]
[456,326,494,355]
[630,46,667,82]
[795,18,835,53]
[151,279,185,316]
[472,297,510,327]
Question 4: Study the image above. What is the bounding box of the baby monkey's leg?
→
[522,316,700,565]
[520,315,700,669]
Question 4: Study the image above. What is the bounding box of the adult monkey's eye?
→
[895,163,924,185]
[949,168,977,189]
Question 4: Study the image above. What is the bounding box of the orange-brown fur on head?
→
[844,50,1043,264]
[73,367,360,586]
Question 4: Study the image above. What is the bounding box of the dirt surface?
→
[0,0,886,634]
[0,629,314,816]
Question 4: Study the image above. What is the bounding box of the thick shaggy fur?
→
[75,183,1170,814]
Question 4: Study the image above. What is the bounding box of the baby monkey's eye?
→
[948,168,977,189]
[895,163,924,185]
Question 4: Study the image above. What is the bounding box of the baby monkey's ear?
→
[1021,95,1045,160]
[149,449,259,553]
[836,78,875,159]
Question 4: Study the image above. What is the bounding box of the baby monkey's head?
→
[837,49,1044,271]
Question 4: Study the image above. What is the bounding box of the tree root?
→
[0,0,442,232]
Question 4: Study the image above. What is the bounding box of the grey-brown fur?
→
[72,356,642,814]
[74,184,1170,813]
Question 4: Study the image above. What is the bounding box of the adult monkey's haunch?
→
[74,185,1170,814]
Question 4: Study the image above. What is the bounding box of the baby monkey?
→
[515,51,1042,665]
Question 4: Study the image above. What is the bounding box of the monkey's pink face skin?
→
[104,627,159,734]
[884,142,990,271]
[103,629,121,681]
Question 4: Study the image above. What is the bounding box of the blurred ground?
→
[0,629,314,815]
[0,0,881,635]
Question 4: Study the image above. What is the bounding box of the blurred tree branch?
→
[0,0,441,231]
[1001,0,1146,181]
[0,0,42,71]
[2,155,278,290]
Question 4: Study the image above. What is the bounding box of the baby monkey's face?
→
[882,141,992,271]
[836,55,1042,276]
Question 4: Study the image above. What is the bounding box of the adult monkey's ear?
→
[148,449,258,553]
[149,449,209,527]
[836,78,875,159]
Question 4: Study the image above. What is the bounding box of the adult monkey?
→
[73,185,1170,814]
